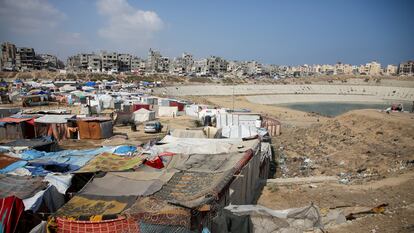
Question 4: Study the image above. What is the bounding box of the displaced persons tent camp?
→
[132,108,156,124]
[34,115,76,141]
[77,117,113,139]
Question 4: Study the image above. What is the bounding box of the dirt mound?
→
[277,110,414,182]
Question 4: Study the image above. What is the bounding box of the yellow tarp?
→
[77,152,142,173]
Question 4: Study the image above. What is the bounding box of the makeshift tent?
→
[0,107,20,118]
[158,106,178,117]
[132,103,150,111]
[34,115,75,141]
[0,117,35,139]
[169,101,185,111]
[169,129,207,138]
[216,113,261,129]
[77,117,113,139]
[97,94,115,109]
[132,108,156,123]
[216,204,324,233]
[1,136,57,152]
[221,125,259,139]
[79,171,174,197]
[22,95,49,107]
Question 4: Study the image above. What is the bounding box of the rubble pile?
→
[276,110,414,182]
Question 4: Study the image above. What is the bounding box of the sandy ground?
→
[187,94,414,232]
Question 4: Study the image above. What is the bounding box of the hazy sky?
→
[0,0,413,65]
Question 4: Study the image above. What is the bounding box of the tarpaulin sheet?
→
[1,136,54,148]
[76,153,142,173]
[54,195,136,219]
[79,171,174,197]
[154,135,243,155]
[123,197,191,228]
[0,196,25,233]
[0,117,32,123]
[0,161,27,174]
[221,125,259,139]
[168,152,245,173]
[222,204,324,233]
[0,154,20,169]
[0,175,47,199]
[21,146,115,162]
[34,115,75,124]
[169,129,207,138]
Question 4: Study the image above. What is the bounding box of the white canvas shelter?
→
[216,113,261,128]
[96,94,115,109]
[132,108,156,123]
[158,106,178,117]
[221,125,259,139]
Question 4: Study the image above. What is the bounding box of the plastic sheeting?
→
[153,135,243,155]
[221,125,259,139]
[79,171,174,197]
[158,106,178,117]
[132,108,156,123]
[34,115,75,124]
[222,203,324,233]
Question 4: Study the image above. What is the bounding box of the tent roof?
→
[34,115,75,124]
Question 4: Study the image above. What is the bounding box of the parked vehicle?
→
[144,121,162,133]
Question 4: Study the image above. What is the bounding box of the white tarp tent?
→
[59,85,77,92]
[216,113,261,129]
[97,94,114,109]
[221,125,259,139]
[158,106,178,117]
[132,108,156,123]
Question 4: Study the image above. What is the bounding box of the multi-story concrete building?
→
[16,47,35,71]
[385,64,398,76]
[37,54,62,70]
[359,61,381,75]
[131,57,145,73]
[100,52,118,72]
[118,54,132,72]
[146,49,162,73]
[398,61,414,76]
[87,54,101,72]
[1,42,17,71]
[334,62,353,75]
[66,55,81,72]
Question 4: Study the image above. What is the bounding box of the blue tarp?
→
[14,146,116,174]
[113,145,137,155]
[84,81,96,87]
[0,161,28,174]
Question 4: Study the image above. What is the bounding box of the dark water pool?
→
[278,102,411,117]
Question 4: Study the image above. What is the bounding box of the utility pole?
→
[232,82,235,112]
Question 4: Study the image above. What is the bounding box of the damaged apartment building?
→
[0,42,63,71]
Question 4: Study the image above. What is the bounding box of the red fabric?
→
[132,104,150,111]
[144,156,164,169]
[169,101,184,111]
[0,118,32,123]
[56,217,138,233]
[158,152,175,157]
[0,196,25,233]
